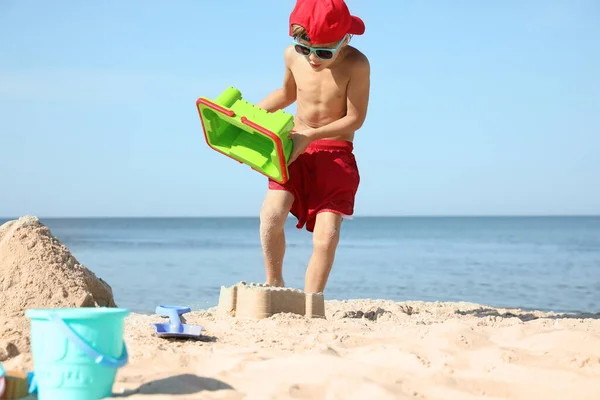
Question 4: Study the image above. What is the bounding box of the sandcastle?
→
[217,281,325,319]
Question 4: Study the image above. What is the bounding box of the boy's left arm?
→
[308,56,371,140]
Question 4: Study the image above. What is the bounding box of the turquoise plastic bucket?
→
[25,307,129,400]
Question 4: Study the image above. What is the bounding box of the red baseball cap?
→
[289,0,365,45]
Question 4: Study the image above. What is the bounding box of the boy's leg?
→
[259,189,294,287]
[304,211,343,293]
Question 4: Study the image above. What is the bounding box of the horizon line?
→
[2,214,599,220]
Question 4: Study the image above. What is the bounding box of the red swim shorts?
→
[268,139,360,232]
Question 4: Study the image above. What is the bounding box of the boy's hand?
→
[288,130,313,165]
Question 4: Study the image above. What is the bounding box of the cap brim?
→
[349,16,365,35]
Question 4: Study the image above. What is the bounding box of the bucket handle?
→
[48,312,128,369]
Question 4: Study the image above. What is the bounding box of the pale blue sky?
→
[1,0,598,217]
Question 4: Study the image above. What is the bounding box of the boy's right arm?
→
[256,46,297,112]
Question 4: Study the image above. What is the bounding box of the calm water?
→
[2,217,599,314]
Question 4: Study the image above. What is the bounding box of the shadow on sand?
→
[153,334,218,343]
[115,374,235,397]
[456,307,600,322]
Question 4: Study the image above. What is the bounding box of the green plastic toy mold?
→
[196,87,295,184]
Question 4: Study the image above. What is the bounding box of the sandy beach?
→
[2,217,600,399]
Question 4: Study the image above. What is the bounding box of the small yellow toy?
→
[0,369,29,399]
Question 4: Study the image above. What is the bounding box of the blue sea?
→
[2,217,599,314]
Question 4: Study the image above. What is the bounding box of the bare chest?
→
[293,66,350,106]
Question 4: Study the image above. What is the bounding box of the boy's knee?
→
[260,204,288,231]
[313,224,340,251]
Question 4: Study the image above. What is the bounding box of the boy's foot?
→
[266,278,285,288]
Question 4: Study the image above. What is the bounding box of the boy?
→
[256,0,370,294]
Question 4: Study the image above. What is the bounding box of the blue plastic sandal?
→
[152,305,204,339]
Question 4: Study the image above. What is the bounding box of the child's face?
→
[293,35,349,71]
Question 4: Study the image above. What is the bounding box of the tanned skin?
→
[256,35,370,293]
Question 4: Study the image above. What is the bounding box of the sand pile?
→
[0,216,116,361]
